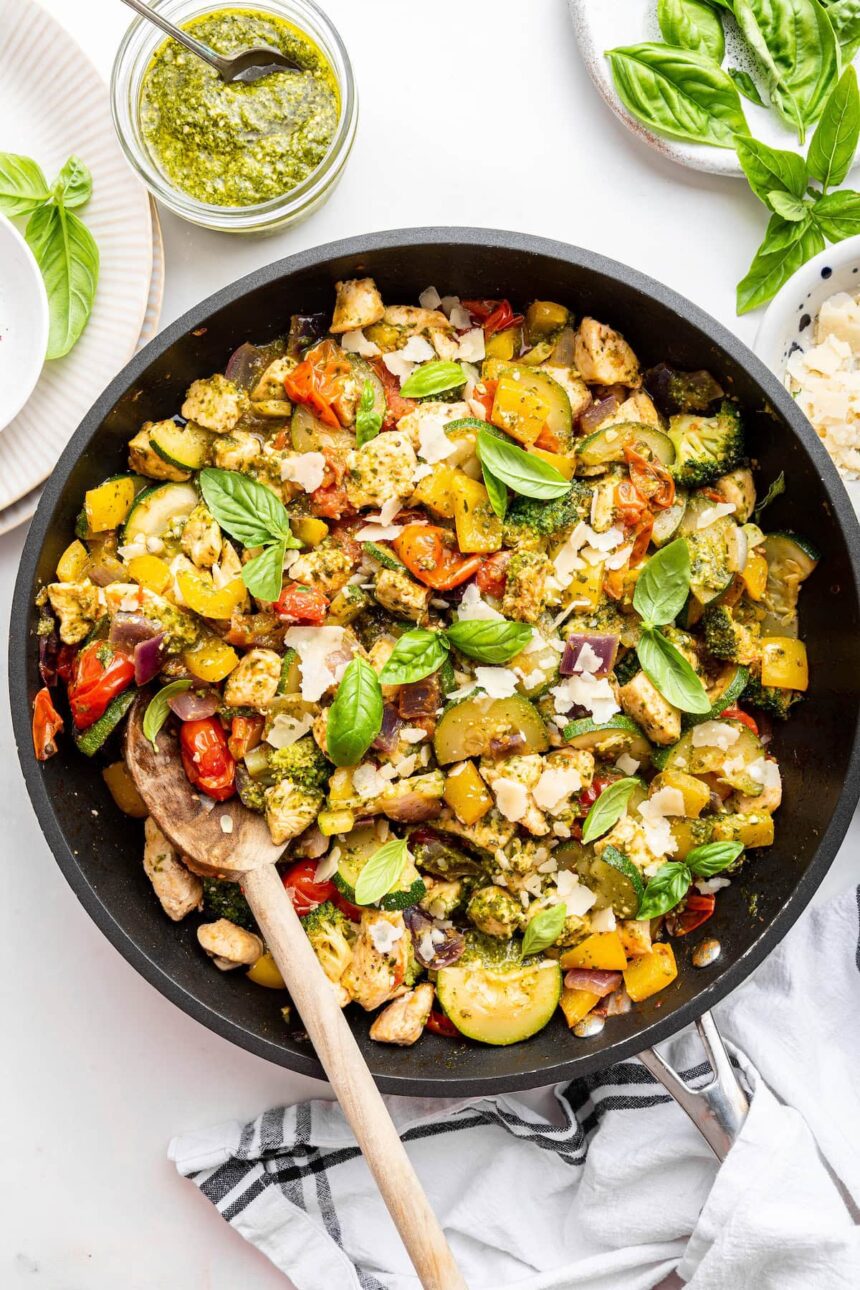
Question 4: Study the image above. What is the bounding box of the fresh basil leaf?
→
[657,0,726,61]
[143,679,192,751]
[636,627,711,713]
[812,188,860,239]
[353,837,409,906]
[632,539,692,627]
[605,43,747,148]
[729,68,767,106]
[477,428,570,500]
[25,201,99,360]
[807,66,860,192]
[686,840,744,876]
[482,463,508,520]
[637,861,692,921]
[753,470,785,521]
[734,135,808,205]
[732,0,839,143]
[355,379,383,448]
[767,190,808,220]
[0,151,50,216]
[53,155,93,210]
[581,777,641,845]
[521,902,568,957]
[199,467,297,549]
[378,629,450,686]
[326,657,384,768]
[821,0,860,63]
[399,360,466,399]
[241,539,286,601]
[736,215,825,313]
[446,618,533,664]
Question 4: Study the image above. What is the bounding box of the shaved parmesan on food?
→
[440,295,461,318]
[590,906,617,933]
[400,726,427,744]
[340,329,381,358]
[785,292,860,479]
[616,753,640,776]
[352,763,388,799]
[383,335,435,382]
[637,791,681,858]
[747,757,781,788]
[363,498,404,528]
[533,766,582,812]
[418,416,459,464]
[419,285,442,311]
[645,787,685,817]
[456,582,505,622]
[550,674,619,724]
[474,666,519,698]
[691,721,740,752]
[284,626,346,702]
[457,327,486,362]
[493,778,529,822]
[355,523,404,541]
[555,869,597,915]
[266,712,314,749]
[280,451,326,492]
[314,851,339,883]
[448,304,472,331]
[369,919,404,954]
[573,642,602,675]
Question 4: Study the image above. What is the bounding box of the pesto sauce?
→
[140,9,339,207]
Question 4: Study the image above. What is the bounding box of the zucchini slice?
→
[684,664,749,728]
[74,689,136,757]
[434,694,549,764]
[651,488,688,547]
[577,420,675,469]
[122,482,198,544]
[334,825,426,910]
[348,354,386,422]
[149,422,214,471]
[679,494,742,606]
[291,404,353,453]
[555,839,644,918]
[362,541,404,571]
[761,532,819,629]
[481,358,573,449]
[436,957,562,1045]
[652,719,764,794]
[562,715,653,764]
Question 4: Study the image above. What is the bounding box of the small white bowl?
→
[0,212,49,433]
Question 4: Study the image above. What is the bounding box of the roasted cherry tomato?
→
[476,550,511,599]
[426,1008,461,1038]
[32,687,64,761]
[228,714,265,761]
[284,340,354,429]
[469,378,497,420]
[578,774,617,813]
[534,424,563,453]
[624,446,675,511]
[615,478,651,527]
[310,485,355,520]
[629,513,655,566]
[180,717,236,802]
[666,892,716,937]
[276,582,329,625]
[282,858,337,916]
[393,524,482,591]
[462,299,524,335]
[720,706,759,735]
[371,356,417,427]
[332,890,364,922]
[67,640,135,731]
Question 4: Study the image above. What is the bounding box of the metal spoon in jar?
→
[120,0,300,84]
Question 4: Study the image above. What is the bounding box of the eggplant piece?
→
[644,363,724,417]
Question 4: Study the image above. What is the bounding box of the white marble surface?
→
[1,1,858,1286]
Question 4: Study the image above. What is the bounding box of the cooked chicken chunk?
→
[540,365,592,420]
[250,355,296,402]
[223,648,282,710]
[369,983,435,1045]
[345,430,417,511]
[288,540,355,597]
[330,277,386,334]
[373,567,431,622]
[342,911,410,1011]
[264,780,323,845]
[46,581,102,644]
[375,770,445,823]
[480,754,549,836]
[619,671,681,746]
[600,391,661,430]
[211,429,262,472]
[574,318,640,387]
[128,423,191,482]
[436,806,516,852]
[736,761,782,815]
[198,918,264,971]
[617,918,652,958]
[714,467,756,523]
[181,374,249,434]
[502,551,551,624]
[181,504,222,569]
[142,817,203,921]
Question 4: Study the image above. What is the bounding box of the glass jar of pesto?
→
[111,0,357,233]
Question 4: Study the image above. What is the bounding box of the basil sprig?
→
[733,0,838,143]
[728,68,767,108]
[632,541,710,715]
[378,617,533,686]
[399,360,466,399]
[753,470,785,522]
[482,463,509,520]
[522,902,567,957]
[353,837,410,906]
[355,379,383,447]
[142,679,193,751]
[477,429,570,500]
[326,657,383,767]
[657,0,725,62]
[581,777,641,844]
[606,43,747,148]
[200,467,302,601]
[378,629,449,686]
[637,841,743,921]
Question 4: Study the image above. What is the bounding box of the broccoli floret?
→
[467,885,524,937]
[669,401,744,487]
[702,605,761,666]
[202,878,256,931]
[503,482,589,551]
[270,736,330,792]
[614,650,641,685]
[300,900,354,981]
[742,675,801,719]
[644,363,724,416]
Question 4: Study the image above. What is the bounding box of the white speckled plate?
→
[571,0,860,178]
[0,0,154,513]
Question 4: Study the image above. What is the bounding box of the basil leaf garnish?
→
[826,0,860,65]
[732,0,838,143]
[632,539,691,628]
[521,902,567,957]
[399,360,466,399]
[0,151,50,216]
[686,840,744,877]
[143,679,192,751]
[807,65,860,191]
[477,428,570,500]
[200,467,297,549]
[355,379,383,448]
[729,68,767,108]
[378,629,450,686]
[735,135,808,208]
[637,861,692,922]
[768,190,808,221]
[811,188,860,240]
[353,837,410,906]
[753,470,785,522]
[482,463,508,520]
[446,618,532,664]
[606,43,747,148]
[736,215,824,314]
[54,155,93,210]
[326,657,384,768]
[241,538,287,602]
[657,0,725,62]
[636,628,711,714]
[26,200,99,360]
[581,777,641,845]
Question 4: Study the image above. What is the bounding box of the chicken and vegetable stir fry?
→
[33,280,816,1046]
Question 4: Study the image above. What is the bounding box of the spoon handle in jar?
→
[119,0,228,75]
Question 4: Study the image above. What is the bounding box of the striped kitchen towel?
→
[170,885,860,1289]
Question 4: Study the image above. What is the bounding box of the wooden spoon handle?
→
[242,865,468,1290]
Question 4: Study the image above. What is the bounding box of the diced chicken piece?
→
[736,761,782,815]
[342,911,410,1010]
[436,806,516,852]
[480,754,549,836]
[600,391,661,430]
[375,770,446,823]
[713,467,756,524]
[574,318,640,388]
[46,581,102,644]
[223,648,282,710]
[330,278,386,334]
[181,374,249,434]
[345,430,417,511]
[589,475,619,532]
[369,982,435,1046]
[288,540,355,597]
[396,400,472,451]
[216,539,244,582]
[540,365,592,420]
[128,423,191,482]
[502,551,551,624]
[211,429,262,472]
[251,355,296,402]
[543,746,595,792]
[198,917,264,971]
[617,918,652,958]
[619,671,681,746]
[373,567,431,622]
[382,305,458,359]
[181,503,222,569]
[142,817,203,921]
[595,814,662,873]
[264,781,323,846]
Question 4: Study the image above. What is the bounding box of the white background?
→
[1,1,857,1287]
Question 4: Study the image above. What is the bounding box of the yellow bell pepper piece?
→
[623,943,678,1003]
[560,987,601,1029]
[183,635,239,683]
[411,464,463,519]
[290,516,328,547]
[560,931,628,971]
[126,553,172,595]
[102,761,148,818]
[56,539,89,583]
[761,636,808,691]
[490,374,548,445]
[443,760,493,825]
[563,559,605,611]
[246,952,287,989]
[177,569,247,620]
[528,447,575,479]
[328,767,356,806]
[711,812,774,848]
[317,808,355,837]
[484,328,519,361]
[451,474,502,553]
[742,550,768,600]
[85,476,137,533]
[649,769,710,818]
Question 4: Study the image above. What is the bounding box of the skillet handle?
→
[638,1010,748,1161]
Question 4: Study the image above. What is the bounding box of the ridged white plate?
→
[0,0,153,511]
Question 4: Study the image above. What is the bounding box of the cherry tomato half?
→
[476,550,511,599]
[426,1008,461,1038]
[180,718,236,802]
[228,714,264,761]
[282,858,337,916]
[67,641,135,731]
[666,892,716,937]
[32,687,64,761]
[283,340,354,429]
[720,707,759,735]
[276,582,329,625]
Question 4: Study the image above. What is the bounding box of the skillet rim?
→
[10,226,860,1094]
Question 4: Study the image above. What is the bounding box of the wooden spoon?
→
[124,697,467,1290]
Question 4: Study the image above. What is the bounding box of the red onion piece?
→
[225,342,265,391]
[373,704,403,754]
[167,687,219,721]
[404,907,465,969]
[133,633,166,686]
[86,557,129,587]
[382,793,443,823]
[110,612,162,652]
[398,675,441,719]
[39,629,61,686]
[564,968,622,997]
[578,394,620,436]
[488,730,528,759]
[561,633,619,678]
[602,986,633,1017]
